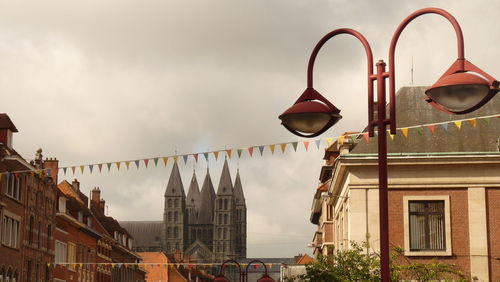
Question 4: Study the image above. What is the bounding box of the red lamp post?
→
[215,259,275,282]
[279,7,498,282]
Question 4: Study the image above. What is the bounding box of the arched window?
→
[174,199,179,208]
[218,228,222,239]
[175,242,179,251]
[173,227,178,238]
[168,199,172,208]
[168,212,172,222]
[223,228,227,240]
[29,216,34,245]
[224,199,228,210]
[174,212,178,222]
[37,221,42,248]
[218,199,222,209]
[224,214,228,225]
[218,214,222,224]
[167,227,172,238]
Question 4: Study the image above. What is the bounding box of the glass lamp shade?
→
[279,100,342,137]
[257,274,275,282]
[213,275,230,282]
[425,72,492,114]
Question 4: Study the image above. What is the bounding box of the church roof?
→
[165,161,185,197]
[197,169,216,224]
[216,159,233,195]
[119,221,163,251]
[233,169,245,205]
[186,172,201,208]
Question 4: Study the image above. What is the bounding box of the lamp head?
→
[425,61,499,114]
[279,88,342,138]
[213,275,230,282]
[257,274,276,282]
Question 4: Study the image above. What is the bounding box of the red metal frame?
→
[215,259,275,282]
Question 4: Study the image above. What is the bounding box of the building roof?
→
[164,162,185,197]
[58,180,85,206]
[91,201,132,238]
[119,221,164,251]
[295,254,314,264]
[137,252,169,282]
[0,113,18,132]
[233,169,245,205]
[351,86,500,154]
[216,159,233,195]
[197,169,216,224]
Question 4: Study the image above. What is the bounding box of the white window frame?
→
[403,195,452,256]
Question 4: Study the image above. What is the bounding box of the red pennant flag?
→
[98,164,103,172]
[363,133,369,143]
[144,159,149,168]
[303,141,310,151]
[427,124,436,135]
[248,147,254,157]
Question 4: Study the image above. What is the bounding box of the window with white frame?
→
[68,243,77,270]
[2,215,20,248]
[55,240,67,263]
[6,175,21,201]
[403,195,452,256]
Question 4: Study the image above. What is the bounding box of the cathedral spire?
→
[165,161,185,197]
[197,170,216,224]
[186,172,201,224]
[234,170,245,205]
[216,159,233,195]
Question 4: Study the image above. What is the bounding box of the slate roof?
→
[197,169,216,224]
[165,162,185,197]
[119,221,164,250]
[351,86,500,154]
[216,159,233,195]
[233,169,245,205]
[91,201,132,238]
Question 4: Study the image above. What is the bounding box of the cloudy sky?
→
[1,0,499,258]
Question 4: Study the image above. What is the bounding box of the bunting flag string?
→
[46,262,281,269]
[3,113,500,177]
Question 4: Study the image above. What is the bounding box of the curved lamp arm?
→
[244,259,269,275]
[388,7,465,132]
[306,28,376,136]
[217,259,242,280]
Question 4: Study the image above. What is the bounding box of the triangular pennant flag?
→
[134,160,140,169]
[303,141,310,151]
[292,142,298,151]
[416,127,423,135]
[326,138,333,146]
[454,121,462,130]
[269,264,273,269]
[173,156,179,163]
[116,162,121,170]
[315,139,321,149]
[153,158,159,167]
[71,167,76,174]
[80,166,85,174]
[125,161,131,169]
[401,128,408,138]
[427,124,436,135]
[203,153,209,162]
[468,118,477,128]
[162,157,168,166]
[269,144,276,154]
[248,147,254,157]
[89,165,94,174]
[237,149,243,158]
[225,150,232,159]
[193,154,199,162]
[144,159,149,168]
[280,143,287,153]
[338,136,345,145]
[63,167,67,175]
[258,146,265,156]
[482,117,491,124]
[389,133,395,141]
[363,133,369,143]
[47,263,51,267]
[98,163,103,172]
[183,155,189,164]
[440,123,448,131]
[213,151,219,160]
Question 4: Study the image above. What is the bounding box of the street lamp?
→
[214,259,275,282]
[278,7,498,282]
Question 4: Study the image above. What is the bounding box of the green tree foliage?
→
[293,242,469,282]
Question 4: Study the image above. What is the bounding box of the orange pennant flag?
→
[468,118,477,128]
[401,128,408,138]
[80,166,85,174]
[116,162,121,170]
[125,161,130,169]
[363,133,369,143]
[427,124,436,135]
[213,151,219,160]
[163,157,168,166]
[454,121,462,130]
[280,143,287,153]
[269,144,276,154]
[225,150,232,159]
[303,141,310,151]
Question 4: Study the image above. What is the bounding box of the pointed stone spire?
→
[216,159,233,195]
[233,169,245,205]
[186,172,201,208]
[164,162,185,197]
[197,169,216,224]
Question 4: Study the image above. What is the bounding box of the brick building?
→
[309,87,500,281]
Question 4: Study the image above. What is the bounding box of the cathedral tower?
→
[186,171,201,246]
[163,162,187,254]
[234,169,247,258]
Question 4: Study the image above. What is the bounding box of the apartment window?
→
[29,216,34,245]
[2,215,20,248]
[6,174,21,201]
[404,196,452,256]
[37,221,42,249]
[55,241,67,263]
[47,225,52,250]
[68,243,77,270]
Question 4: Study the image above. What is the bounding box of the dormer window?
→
[58,197,67,213]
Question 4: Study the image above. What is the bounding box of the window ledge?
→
[405,249,452,256]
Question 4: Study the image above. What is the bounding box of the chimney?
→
[0,114,18,148]
[72,179,80,191]
[91,187,105,214]
[99,199,105,214]
[43,157,59,184]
